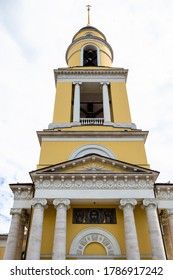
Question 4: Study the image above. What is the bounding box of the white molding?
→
[34,189,155,201]
[54,68,128,83]
[69,144,116,159]
[57,77,126,82]
[69,227,121,256]
[48,121,136,129]
[34,177,154,191]
[41,137,145,142]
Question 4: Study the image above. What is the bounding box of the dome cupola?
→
[66,6,114,68]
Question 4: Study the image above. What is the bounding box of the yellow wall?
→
[0,247,5,259]
[41,205,56,255]
[38,140,148,169]
[53,82,72,123]
[110,82,132,123]
[39,204,151,259]
[135,205,151,255]
[52,81,132,125]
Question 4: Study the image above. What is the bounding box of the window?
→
[82,44,100,66]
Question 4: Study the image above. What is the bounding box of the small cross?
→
[86,4,91,26]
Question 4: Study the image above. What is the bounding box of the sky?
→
[0,0,173,234]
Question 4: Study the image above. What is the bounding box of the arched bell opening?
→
[81,44,100,66]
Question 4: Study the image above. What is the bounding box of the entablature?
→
[155,183,173,209]
[54,68,128,83]
[37,130,148,145]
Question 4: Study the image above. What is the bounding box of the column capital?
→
[10,208,25,216]
[31,198,47,209]
[119,198,137,210]
[53,199,70,209]
[142,199,158,209]
[100,82,110,86]
[73,81,82,85]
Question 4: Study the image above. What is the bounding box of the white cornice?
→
[54,68,128,83]
[37,130,148,145]
[48,122,137,130]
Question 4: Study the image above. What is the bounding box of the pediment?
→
[30,154,158,178]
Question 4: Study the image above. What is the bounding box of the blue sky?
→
[0,0,173,233]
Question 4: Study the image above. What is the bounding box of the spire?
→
[86,4,91,26]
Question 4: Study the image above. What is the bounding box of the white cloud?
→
[0,0,173,233]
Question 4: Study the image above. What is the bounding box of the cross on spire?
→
[86,4,91,26]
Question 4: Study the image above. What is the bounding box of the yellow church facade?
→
[1,17,173,260]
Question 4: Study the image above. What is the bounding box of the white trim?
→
[48,121,136,129]
[69,144,115,159]
[34,189,155,202]
[73,82,81,122]
[102,82,111,122]
[57,77,126,82]
[69,227,121,256]
[41,137,144,142]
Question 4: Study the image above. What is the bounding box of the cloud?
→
[0,179,13,234]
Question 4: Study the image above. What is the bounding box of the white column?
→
[73,82,81,123]
[160,210,173,259]
[101,82,111,123]
[15,213,28,259]
[26,199,47,260]
[167,209,173,246]
[120,199,140,260]
[3,209,24,260]
[52,199,70,260]
[143,199,166,259]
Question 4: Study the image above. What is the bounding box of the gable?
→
[30,154,159,178]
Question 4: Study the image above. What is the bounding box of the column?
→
[120,199,140,260]
[142,199,166,259]
[167,210,173,246]
[101,82,111,123]
[15,212,29,259]
[73,82,81,123]
[3,209,24,260]
[166,209,173,259]
[52,199,70,260]
[160,210,173,259]
[26,199,47,260]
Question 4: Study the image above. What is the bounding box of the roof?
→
[72,25,107,41]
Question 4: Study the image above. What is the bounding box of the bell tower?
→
[3,7,173,261]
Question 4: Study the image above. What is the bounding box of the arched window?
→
[69,227,121,257]
[81,44,100,66]
[69,144,116,160]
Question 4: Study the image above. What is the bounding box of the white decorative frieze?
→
[12,186,34,200]
[34,176,154,190]
[155,185,173,200]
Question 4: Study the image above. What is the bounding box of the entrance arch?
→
[69,227,121,256]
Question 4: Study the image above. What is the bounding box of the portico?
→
[4,155,171,260]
